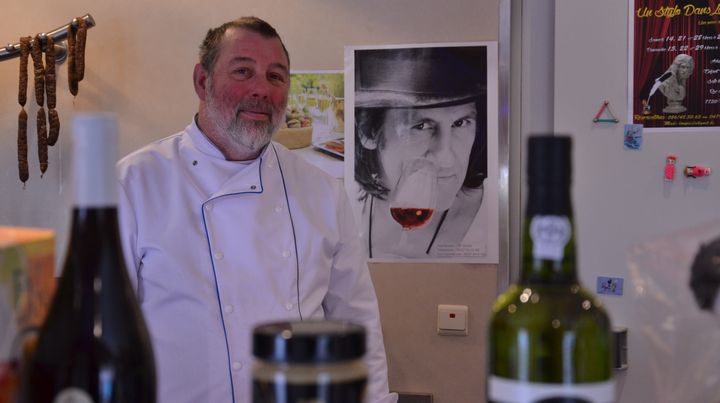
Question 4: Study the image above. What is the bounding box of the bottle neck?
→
[66,120,120,281]
[72,124,117,209]
[65,207,122,278]
[521,183,577,284]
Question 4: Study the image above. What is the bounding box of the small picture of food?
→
[284,106,312,129]
[288,71,344,140]
[313,138,344,160]
[324,139,344,154]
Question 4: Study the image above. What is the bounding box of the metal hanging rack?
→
[0,13,95,63]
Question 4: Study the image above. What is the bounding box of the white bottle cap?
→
[72,113,118,207]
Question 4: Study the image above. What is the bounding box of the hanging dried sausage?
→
[67,21,78,96]
[18,36,30,107]
[47,108,60,147]
[44,35,56,109]
[18,109,29,184]
[76,18,87,82]
[37,108,48,176]
[30,35,45,106]
[44,34,60,147]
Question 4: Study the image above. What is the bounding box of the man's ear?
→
[358,129,379,150]
[193,63,208,101]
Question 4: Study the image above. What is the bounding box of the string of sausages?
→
[17,17,88,186]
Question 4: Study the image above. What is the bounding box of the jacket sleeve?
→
[323,186,398,403]
[116,174,141,297]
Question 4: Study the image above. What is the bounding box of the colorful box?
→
[0,227,56,402]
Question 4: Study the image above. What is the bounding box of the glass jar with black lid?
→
[252,320,368,403]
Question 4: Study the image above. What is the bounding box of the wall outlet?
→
[437,304,468,336]
[596,276,624,296]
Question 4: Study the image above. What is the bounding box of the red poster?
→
[630,0,720,129]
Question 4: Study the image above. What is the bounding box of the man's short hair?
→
[199,16,289,74]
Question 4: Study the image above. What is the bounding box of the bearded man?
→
[117,16,396,403]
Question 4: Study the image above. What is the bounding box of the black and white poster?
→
[344,43,499,263]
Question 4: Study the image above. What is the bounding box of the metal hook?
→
[0,14,95,62]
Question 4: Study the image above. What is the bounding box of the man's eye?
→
[268,73,287,83]
[235,68,252,77]
[451,118,473,128]
[411,121,435,131]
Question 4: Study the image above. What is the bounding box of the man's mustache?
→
[234,99,276,117]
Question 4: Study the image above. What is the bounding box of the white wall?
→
[554,1,720,401]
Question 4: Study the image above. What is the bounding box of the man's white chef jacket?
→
[116,119,397,403]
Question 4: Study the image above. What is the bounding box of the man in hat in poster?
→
[353,46,488,259]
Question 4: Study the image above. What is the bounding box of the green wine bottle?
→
[487,135,614,402]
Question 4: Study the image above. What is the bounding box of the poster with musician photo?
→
[343,43,499,263]
[630,0,720,130]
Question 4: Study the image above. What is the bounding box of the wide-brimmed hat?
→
[354,46,487,109]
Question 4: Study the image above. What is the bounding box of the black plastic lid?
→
[527,135,572,185]
[252,320,366,363]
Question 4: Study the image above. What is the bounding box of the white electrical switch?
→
[437,304,468,336]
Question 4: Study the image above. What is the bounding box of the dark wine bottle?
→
[487,135,614,402]
[19,114,156,403]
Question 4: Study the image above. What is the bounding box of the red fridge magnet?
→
[664,154,677,182]
[684,165,712,178]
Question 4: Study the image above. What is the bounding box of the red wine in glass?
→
[389,159,438,231]
[391,208,434,230]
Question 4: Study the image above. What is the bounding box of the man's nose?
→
[427,129,454,168]
[248,76,271,99]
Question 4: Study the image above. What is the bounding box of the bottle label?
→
[530,215,571,261]
[53,388,94,403]
[253,378,367,403]
[488,376,615,403]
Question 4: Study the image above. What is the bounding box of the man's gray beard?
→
[224,112,278,151]
[206,93,284,153]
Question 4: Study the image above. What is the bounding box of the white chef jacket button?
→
[224,305,233,314]
[214,252,224,260]
[285,302,293,311]
[282,250,291,258]
[232,361,242,370]
[267,162,275,168]
[274,206,283,213]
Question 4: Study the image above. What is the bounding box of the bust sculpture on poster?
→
[641,54,695,115]
[658,54,695,114]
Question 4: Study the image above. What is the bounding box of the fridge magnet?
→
[623,124,643,150]
[593,100,619,123]
[684,165,712,178]
[596,276,624,296]
[664,154,677,182]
